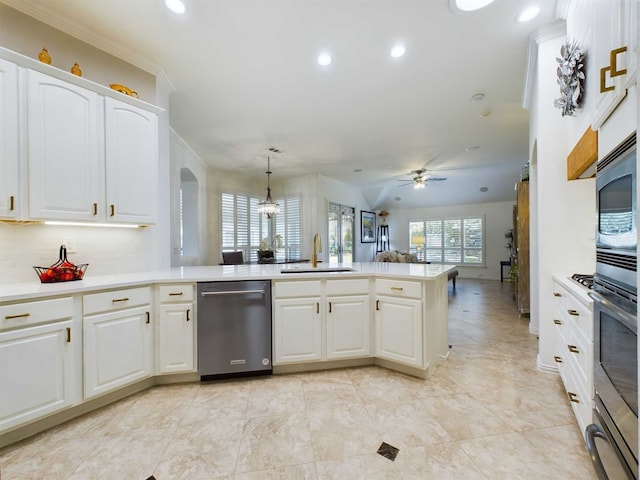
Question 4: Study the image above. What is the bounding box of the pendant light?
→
[257,156,280,218]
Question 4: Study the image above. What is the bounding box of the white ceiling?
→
[6,0,559,209]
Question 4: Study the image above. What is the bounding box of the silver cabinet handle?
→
[201,290,265,296]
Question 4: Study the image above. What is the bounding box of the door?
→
[105,97,158,224]
[0,320,74,431]
[0,58,19,219]
[273,297,322,364]
[326,294,370,359]
[376,296,423,367]
[84,306,152,399]
[27,69,104,221]
[328,203,355,263]
[158,304,194,373]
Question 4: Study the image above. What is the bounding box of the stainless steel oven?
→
[595,133,637,292]
[588,278,638,479]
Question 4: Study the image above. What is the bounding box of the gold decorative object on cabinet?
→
[109,83,139,98]
[70,63,82,76]
[38,47,51,64]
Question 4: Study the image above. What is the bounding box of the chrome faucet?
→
[312,233,322,268]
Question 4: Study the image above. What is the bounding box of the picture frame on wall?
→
[361,210,376,243]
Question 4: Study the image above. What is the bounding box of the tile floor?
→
[0,279,598,479]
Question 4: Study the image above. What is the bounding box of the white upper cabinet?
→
[0,49,161,225]
[0,58,20,219]
[592,0,638,129]
[27,70,104,221]
[105,98,158,224]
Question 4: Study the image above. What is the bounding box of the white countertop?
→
[0,262,457,303]
[552,273,594,307]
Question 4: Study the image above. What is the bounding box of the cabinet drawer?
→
[566,322,592,386]
[326,278,369,296]
[83,286,151,315]
[376,278,422,299]
[0,297,73,331]
[158,284,194,303]
[274,281,321,298]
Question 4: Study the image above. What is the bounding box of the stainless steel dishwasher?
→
[197,280,272,379]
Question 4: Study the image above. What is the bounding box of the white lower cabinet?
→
[375,296,423,367]
[326,294,370,359]
[83,287,153,399]
[551,278,594,433]
[0,297,76,432]
[273,296,322,364]
[273,279,372,365]
[157,284,195,374]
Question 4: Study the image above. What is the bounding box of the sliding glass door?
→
[328,203,354,263]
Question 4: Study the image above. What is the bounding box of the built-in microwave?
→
[595,133,637,293]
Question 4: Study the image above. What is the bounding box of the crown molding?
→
[521,20,567,110]
[0,0,161,76]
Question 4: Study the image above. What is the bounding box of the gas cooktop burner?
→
[571,274,594,289]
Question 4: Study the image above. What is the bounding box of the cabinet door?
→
[105,97,158,224]
[273,297,322,364]
[0,59,19,219]
[376,296,423,367]
[326,295,370,359]
[84,306,152,399]
[592,0,636,129]
[27,70,104,221]
[157,303,194,374]
[0,320,74,431]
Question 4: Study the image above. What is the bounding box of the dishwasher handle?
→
[201,289,265,296]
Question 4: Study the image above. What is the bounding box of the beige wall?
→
[0,3,155,102]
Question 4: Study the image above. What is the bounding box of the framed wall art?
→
[361,210,376,243]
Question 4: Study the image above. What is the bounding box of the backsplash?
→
[0,223,162,284]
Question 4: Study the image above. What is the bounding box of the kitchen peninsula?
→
[0,262,454,447]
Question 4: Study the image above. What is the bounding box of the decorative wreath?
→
[554,40,585,117]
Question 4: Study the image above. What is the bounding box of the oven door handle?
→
[588,291,637,334]
[585,423,611,480]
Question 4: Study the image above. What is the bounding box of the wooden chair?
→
[222,251,244,265]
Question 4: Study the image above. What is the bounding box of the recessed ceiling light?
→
[353,168,363,173]
[453,0,495,12]
[479,110,491,117]
[390,45,406,58]
[165,0,186,14]
[516,5,540,22]
[465,145,480,152]
[470,93,485,102]
[318,54,332,66]
[394,196,401,201]
[479,186,489,192]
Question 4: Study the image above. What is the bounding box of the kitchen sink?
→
[280,267,356,274]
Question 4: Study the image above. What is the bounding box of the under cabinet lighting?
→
[44,221,141,229]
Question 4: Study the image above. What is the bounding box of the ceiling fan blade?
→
[396,182,413,187]
[426,177,447,182]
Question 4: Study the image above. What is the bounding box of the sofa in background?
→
[374,250,458,288]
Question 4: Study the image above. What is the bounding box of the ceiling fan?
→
[397,169,447,189]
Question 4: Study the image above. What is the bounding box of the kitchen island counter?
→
[0,262,456,303]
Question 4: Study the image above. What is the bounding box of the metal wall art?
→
[554,40,585,117]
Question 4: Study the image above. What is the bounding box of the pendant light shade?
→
[257,156,280,218]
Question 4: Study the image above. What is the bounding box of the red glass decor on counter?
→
[33,245,88,283]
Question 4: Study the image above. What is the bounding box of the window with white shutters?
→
[409,216,484,266]
[221,192,301,262]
